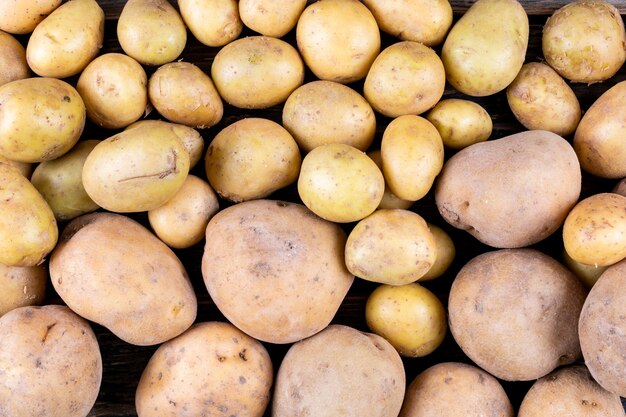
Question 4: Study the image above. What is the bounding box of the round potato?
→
[296,0,380,83]
[136,322,273,417]
[364,41,445,118]
[179,0,242,47]
[366,283,446,357]
[0,30,29,86]
[367,150,414,210]
[562,249,606,289]
[240,0,306,38]
[117,0,186,66]
[449,249,587,381]
[543,0,626,83]
[0,155,31,178]
[148,175,219,249]
[420,223,456,281]
[282,80,376,152]
[298,143,384,223]
[0,263,46,317]
[202,200,354,344]
[272,325,405,417]
[614,178,626,196]
[0,0,61,34]
[426,99,492,150]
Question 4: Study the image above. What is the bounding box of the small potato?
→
[0,155,31,178]
[205,118,301,202]
[282,81,376,152]
[0,263,46,317]
[367,150,414,210]
[240,0,306,38]
[507,63,581,136]
[345,209,436,285]
[562,249,607,289]
[117,0,186,66]
[426,99,492,150]
[364,41,445,118]
[26,0,104,78]
[148,175,219,249]
[0,30,29,86]
[614,178,626,196]
[298,143,384,223]
[149,62,223,128]
[0,0,61,34]
[212,36,304,109]
[296,0,380,83]
[179,0,242,47]
[563,193,626,267]
[381,115,444,201]
[420,223,456,281]
[366,283,446,357]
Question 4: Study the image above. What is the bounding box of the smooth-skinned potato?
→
[0,262,46,317]
[562,249,607,289]
[0,155,32,178]
[420,223,456,281]
[426,99,492,150]
[0,30,29,86]
[614,178,626,196]
[0,0,62,34]
[179,0,242,47]
[367,150,414,210]
[240,0,306,38]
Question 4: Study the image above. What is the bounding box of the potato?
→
[0,305,101,417]
[506,63,581,136]
[148,62,223,128]
[240,0,306,38]
[362,0,452,46]
[449,249,587,381]
[345,209,436,285]
[50,213,197,346]
[574,80,626,179]
[26,0,104,78]
[179,0,242,47]
[436,130,581,248]
[518,365,625,417]
[364,41,445,118]
[441,0,528,96]
[614,178,626,196]
[148,175,219,249]
[578,259,626,397]
[0,263,46,317]
[399,362,513,417]
[296,0,380,83]
[211,36,304,109]
[0,163,57,267]
[282,80,376,152]
[426,99,492,150]
[562,249,606,289]
[367,150,414,210]
[298,143,384,223]
[543,0,626,83]
[0,30,29,86]
[366,283,446,357]
[0,0,61,34]
[82,122,190,213]
[563,193,626,267]
[0,155,32,178]
[420,223,455,281]
[117,0,186,66]
[381,115,444,201]
[77,53,147,129]
[202,200,353,344]
[0,77,85,163]
[205,118,301,202]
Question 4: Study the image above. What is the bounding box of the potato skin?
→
[0,30,29,86]
[179,0,242,47]
[614,178,626,196]
[420,223,455,281]
[367,150,414,210]
[240,0,306,38]
[562,249,606,289]
[0,263,46,317]
[0,0,61,34]
[0,155,31,178]
[426,99,492,150]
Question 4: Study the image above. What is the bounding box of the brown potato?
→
[0,262,46,317]
[0,30,29,86]
[420,223,456,281]
[426,99,492,150]
[239,0,306,38]
[367,150,414,210]
[614,178,626,196]
[179,0,242,47]
[0,0,61,34]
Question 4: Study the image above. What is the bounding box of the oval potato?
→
[0,0,61,34]
[367,150,414,210]
[0,30,29,86]
[420,223,456,281]
[179,0,242,47]
[426,99,492,150]
[0,263,46,317]
[239,0,306,38]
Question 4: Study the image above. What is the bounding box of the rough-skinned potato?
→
[178,0,242,47]
[0,0,62,34]
[239,0,306,38]
[0,262,46,317]
[426,99,492,150]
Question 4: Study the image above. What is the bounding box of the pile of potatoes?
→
[0,0,625,416]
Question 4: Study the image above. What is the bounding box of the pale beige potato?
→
[179,0,242,47]
[205,118,301,202]
[345,209,436,285]
[50,213,197,346]
[240,0,306,38]
[212,36,304,108]
[426,99,492,150]
[367,150,414,210]
[449,249,587,381]
[420,223,455,281]
[136,322,273,417]
[442,0,528,96]
[563,193,626,267]
[0,77,85,163]
[562,249,606,289]
[543,0,626,83]
[381,115,444,201]
[148,175,219,249]
[436,130,581,248]
[296,0,380,83]
[273,325,405,417]
[0,155,31,178]
[0,305,102,417]
[202,200,354,344]
[0,31,29,86]
[614,178,626,196]
[366,283,446,357]
[298,143,384,223]
[399,362,514,417]
[364,41,445,117]
[0,263,46,317]
[282,80,376,152]
[0,0,61,34]
[26,0,104,78]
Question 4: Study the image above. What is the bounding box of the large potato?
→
[436,130,581,248]
[239,0,306,38]
[50,213,197,346]
[441,0,528,96]
[0,263,46,317]
[202,200,354,344]
[0,30,29,86]
[367,150,414,210]
[0,305,102,417]
[420,223,455,281]
[449,249,587,381]
[0,0,61,34]
[179,0,242,47]
[426,99,492,150]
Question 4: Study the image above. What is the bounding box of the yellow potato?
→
[0,262,46,317]
[0,30,29,86]
[26,0,104,78]
[0,0,61,34]
[420,223,456,281]
[239,0,306,38]
[179,0,242,47]
[0,155,32,178]
[367,150,414,210]
[426,99,492,150]
[562,249,606,289]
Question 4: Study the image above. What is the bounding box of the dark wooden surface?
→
[22,0,625,415]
